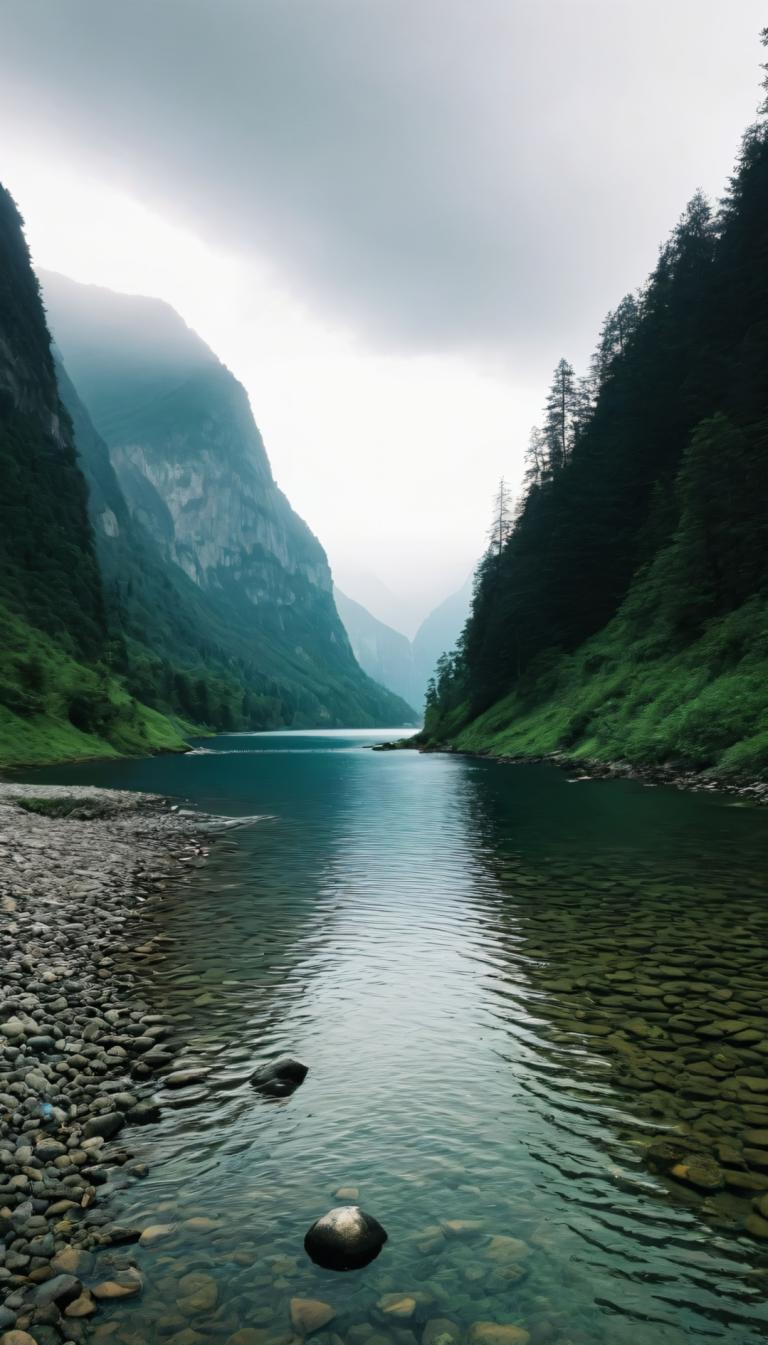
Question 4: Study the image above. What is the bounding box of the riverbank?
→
[0,782,218,1341]
[397,739,768,804]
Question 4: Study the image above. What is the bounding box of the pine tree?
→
[522,427,547,492]
[543,358,577,475]
[590,294,640,390]
[488,477,514,554]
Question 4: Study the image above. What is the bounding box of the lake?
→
[28,730,768,1345]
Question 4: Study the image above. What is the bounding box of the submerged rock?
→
[304,1205,388,1271]
[468,1326,530,1345]
[290,1298,336,1334]
[251,1056,309,1097]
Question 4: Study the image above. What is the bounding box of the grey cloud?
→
[0,0,764,363]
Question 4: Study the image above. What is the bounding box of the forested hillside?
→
[0,184,189,764]
[425,62,768,775]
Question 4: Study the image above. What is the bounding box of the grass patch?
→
[0,600,191,768]
[438,596,768,778]
[12,795,109,819]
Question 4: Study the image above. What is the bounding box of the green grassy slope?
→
[0,601,190,767]
[446,596,768,777]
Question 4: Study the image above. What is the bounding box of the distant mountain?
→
[333,577,473,716]
[42,271,414,731]
[412,575,472,702]
[332,564,428,639]
[334,586,417,711]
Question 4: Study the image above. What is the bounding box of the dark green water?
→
[29,731,768,1345]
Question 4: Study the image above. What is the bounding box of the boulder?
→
[251,1057,308,1097]
[304,1205,387,1271]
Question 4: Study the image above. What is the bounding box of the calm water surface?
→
[30,731,768,1345]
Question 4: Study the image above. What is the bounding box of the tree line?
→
[427,32,768,734]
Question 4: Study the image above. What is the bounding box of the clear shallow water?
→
[28,731,768,1345]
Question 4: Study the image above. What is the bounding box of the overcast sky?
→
[0,1,764,634]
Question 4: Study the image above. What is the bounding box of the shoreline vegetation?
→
[0,782,227,1339]
[376,737,768,804]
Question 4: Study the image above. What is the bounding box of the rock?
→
[82,1111,125,1140]
[34,1273,82,1306]
[485,1236,530,1263]
[290,1299,335,1335]
[0,1316,15,1335]
[164,1331,209,1345]
[423,1321,461,1345]
[304,1206,388,1271]
[126,1100,162,1125]
[227,1332,271,1345]
[65,1292,96,1318]
[0,1018,26,1040]
[467,1326,530,1345]
[251,1057,308,1097]
[745,1212,768,1240]
[1,1334,39,1345]
[139,1222,175,1245]
[50,1248,94,1278]
[99,1224,141,1245]
[441,1220,485,1239]
[334,1186,359,1200]
[669,1154,724,1192]
[34,1141,66,1162]
[182,1216,222,1232]
[378,1294,416,1319]
[91,1270,143,1299]
[176,1271,219,1315]
[165,1070,209,1089]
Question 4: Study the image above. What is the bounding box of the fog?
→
[0,1,764,630]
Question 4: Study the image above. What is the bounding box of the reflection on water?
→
[30,732,768,1345]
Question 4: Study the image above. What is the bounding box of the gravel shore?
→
[413,743,768,803]
[0,783,217,1344]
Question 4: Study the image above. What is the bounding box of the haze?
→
[0,0,763,634]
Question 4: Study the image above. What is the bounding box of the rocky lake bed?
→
[0,753,767,1345]
[0,782,219,1345]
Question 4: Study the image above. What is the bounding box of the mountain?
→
[42,271,415,731]
[333,586,417,709]
[332,564,425,639]
[332,578,471,715]
[425,96,768,777]
[0,184,188,764]
[411,575,472,704]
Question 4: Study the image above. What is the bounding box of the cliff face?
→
[0,184,190,764]
[43,271,415,727]
[0,190,104,654]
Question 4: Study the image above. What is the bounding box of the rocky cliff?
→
[0,184,189,763]
[43,271,415,727]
